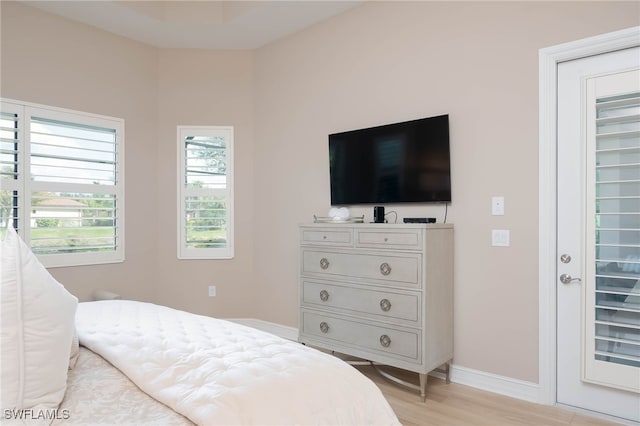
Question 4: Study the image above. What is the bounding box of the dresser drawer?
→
[302,280,419,322]
[302,249,421,288]
[300,228,353,246]
[356,229,422,250]
[301,310,419,360]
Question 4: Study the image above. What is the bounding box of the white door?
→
[557,47,640,422]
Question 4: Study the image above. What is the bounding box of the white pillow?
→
[1,227,78,412]
[68,328,80,370]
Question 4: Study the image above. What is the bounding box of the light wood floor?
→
[354,365,620,426]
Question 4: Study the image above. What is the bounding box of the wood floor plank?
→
[354,365,619,426]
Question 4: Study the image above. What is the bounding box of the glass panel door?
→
[585,69,640,393]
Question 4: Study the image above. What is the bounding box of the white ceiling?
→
[21,1,363,49]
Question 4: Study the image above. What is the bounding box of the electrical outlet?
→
[208,285,216,297]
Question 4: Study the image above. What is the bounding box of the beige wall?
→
[251,2,639,383]
[0,2,259,318]
[1,1,638,384]
[0,2,160,302]
[154,48,257,317]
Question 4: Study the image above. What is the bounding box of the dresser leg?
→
[419,373,427,402]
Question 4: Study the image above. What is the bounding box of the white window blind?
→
[0,98,124,268]
[583,69,640,394]
[0,104,23,237]
[592,91,640,370]
[177,126,233,259]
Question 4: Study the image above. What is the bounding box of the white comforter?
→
[75,301,401,426]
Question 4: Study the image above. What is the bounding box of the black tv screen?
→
[329,114,451,205]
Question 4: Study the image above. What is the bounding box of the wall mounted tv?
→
[329,114,451,205]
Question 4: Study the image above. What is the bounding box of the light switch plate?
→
[492,229,510,247]
[492,196,505,216]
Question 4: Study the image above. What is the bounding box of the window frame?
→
[0,98,125,268]
[177,125,234,260]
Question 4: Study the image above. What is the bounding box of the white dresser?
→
[298,223,454,399]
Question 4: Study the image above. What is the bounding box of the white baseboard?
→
[450,364,540,404]
[226,318,541,404]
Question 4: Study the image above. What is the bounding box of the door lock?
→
[559,273,581,284]
[560,254,572,264]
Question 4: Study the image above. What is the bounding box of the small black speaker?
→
[373,206,385,223]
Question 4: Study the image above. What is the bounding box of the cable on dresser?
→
[385,211,398,223]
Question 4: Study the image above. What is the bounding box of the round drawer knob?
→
[379,298,392,312]
[320,290,329,302]
[320,322,329,333]
[379,334,391,347]
[320,258,330,270]
[379,262,392,276]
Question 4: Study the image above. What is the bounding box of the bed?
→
[1,227,400,425]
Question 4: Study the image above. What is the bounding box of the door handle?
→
[559,273,581,284]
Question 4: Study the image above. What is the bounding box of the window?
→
[177,126,234,259]
[0,99,124,267]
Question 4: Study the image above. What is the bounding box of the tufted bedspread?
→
[75,300,401,425]
[55,346,193,425]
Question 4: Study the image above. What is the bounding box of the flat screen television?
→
[329,114,451,205]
